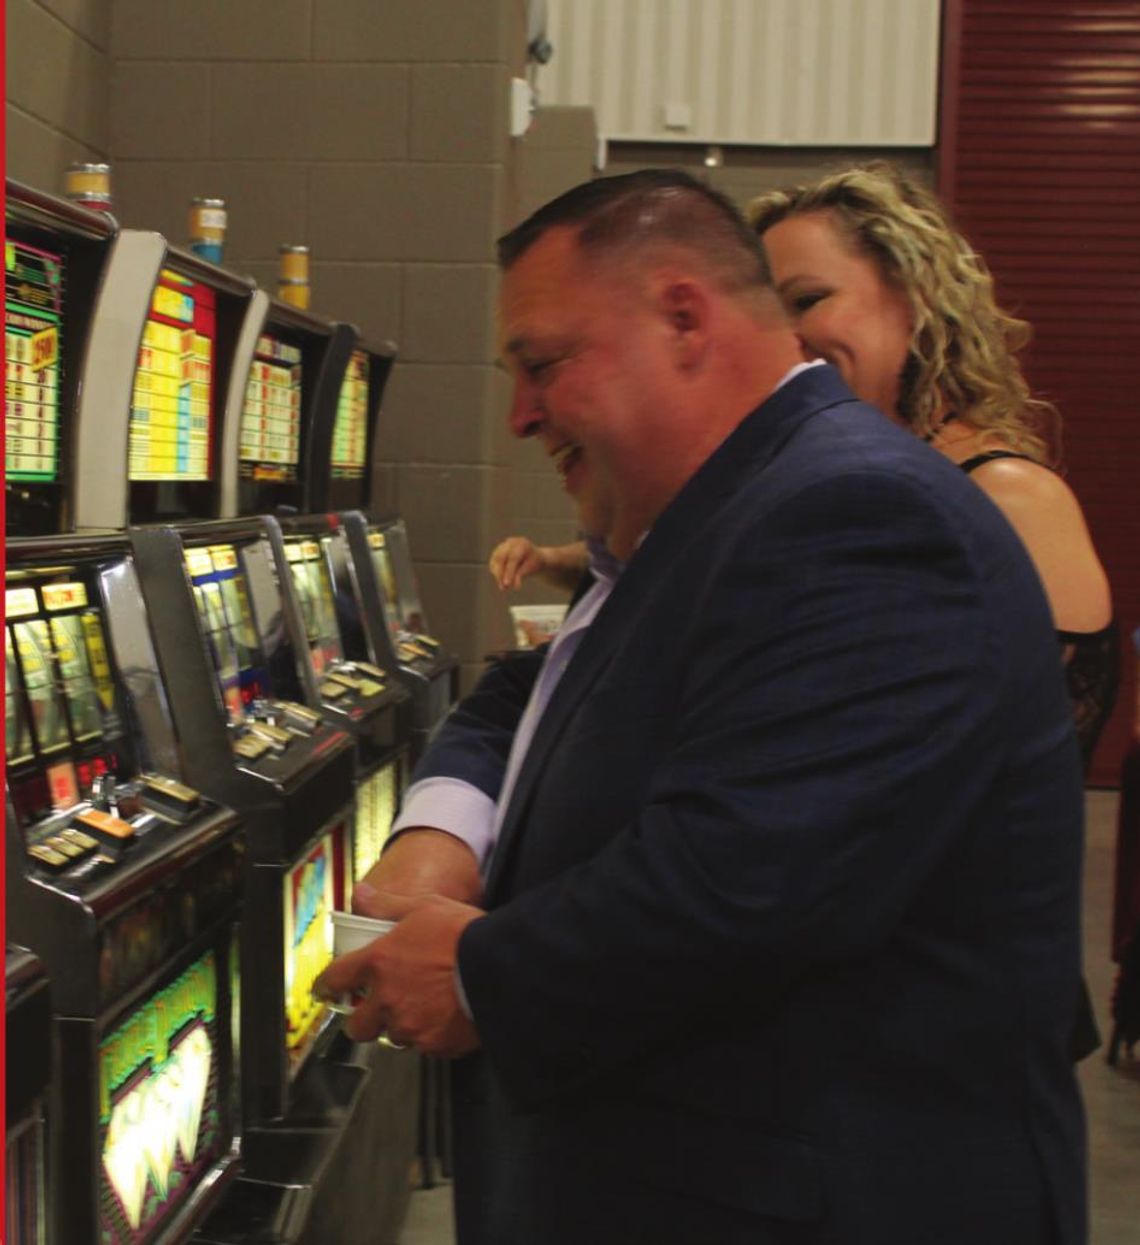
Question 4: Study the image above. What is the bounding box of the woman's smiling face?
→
[760,210,914,420]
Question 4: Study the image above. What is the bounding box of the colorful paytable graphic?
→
[284,836,335,1060]
[99,954,219,1242]
[102,1024,213,1233]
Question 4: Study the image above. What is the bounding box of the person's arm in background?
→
[489,536,589,593]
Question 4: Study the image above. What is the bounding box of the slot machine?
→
[5,944,54,1245]
[338,511,460,762]
[269,517,412,880]
[71,236,260,532]
[228,307,413,868]
[127,522,360,1126]
[307,336,459,761]
[4,535,245,1244]
[5,179,119,536]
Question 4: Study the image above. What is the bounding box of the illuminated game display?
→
[284,540,343,676]
[5,239,63,483]
[283,833,339,1071]
[368,530,402,642]
[183,545,266,724]
[5,573,128,826]
[331,350,368,480]
[240,333,302,482]
[129,269,215,482]
[353,762,398,881]
[98,952,224,1244]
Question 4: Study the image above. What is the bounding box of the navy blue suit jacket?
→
[420,367,1086,1244]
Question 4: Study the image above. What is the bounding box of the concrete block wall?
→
[497,105,599,613]
[6,0,112,189]
[106,0,529,686]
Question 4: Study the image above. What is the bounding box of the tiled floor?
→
[400,790,1140,1244]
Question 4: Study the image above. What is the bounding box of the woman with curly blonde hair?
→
[750,163,1114,752]
[752,162,1116,1059]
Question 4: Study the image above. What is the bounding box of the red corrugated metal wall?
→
[939,0,1140,785]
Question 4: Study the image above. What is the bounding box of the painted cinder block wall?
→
[6,0,112,185]
[5,0,596,691]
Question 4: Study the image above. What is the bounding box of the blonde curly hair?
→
[747,162,1059,464]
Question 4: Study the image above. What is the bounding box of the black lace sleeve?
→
[1059,621,1121,772]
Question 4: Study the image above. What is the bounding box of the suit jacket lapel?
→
[485,365,858,899]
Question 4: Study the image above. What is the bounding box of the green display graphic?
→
[98,952,222,1244]
[5,239,63,482]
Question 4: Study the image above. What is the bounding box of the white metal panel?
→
[540,0,941,146]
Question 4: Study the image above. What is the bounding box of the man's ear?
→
[656,278,709,369]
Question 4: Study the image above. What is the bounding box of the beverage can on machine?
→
[278,244,310,309]
[64,162,113,213]
[189,197,227,264]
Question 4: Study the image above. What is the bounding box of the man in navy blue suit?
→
[317,172,1086,1244]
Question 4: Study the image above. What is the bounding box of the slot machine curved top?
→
[302,333,396,516]
[5,179,119,536]
[70,238,259,531]
[5,532,245,1245]
[221,296,354,520]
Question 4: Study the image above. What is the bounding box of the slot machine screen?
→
[128,269,215,485]
[331,351,368,482]
[5,239,63,487]
[238,331,304,512]
[283,539,342,676]
[353,762,399,882]
[283,831,343,1072]
[98,951,226,1244]
[182,546,268,725]
[5,570,133,828]
[367,530,402,643]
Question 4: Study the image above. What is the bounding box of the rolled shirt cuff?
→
[388,776,499,871]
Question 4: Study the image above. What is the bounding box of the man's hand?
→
[354,827,483,917]
[315,892,482,1058]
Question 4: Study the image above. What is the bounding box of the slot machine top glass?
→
[239,330,303,492]
[5,180,118,536]
[307,338,396,514]
[129,268,215,484]
[235,302,347,518]
[332,350,368,481]
[124,248,257,525]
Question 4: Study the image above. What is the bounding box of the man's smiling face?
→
[497,227,677,560]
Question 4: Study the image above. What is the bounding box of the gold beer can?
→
[278,245,311,308]
[65,162,112,212]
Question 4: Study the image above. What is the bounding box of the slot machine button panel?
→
[325,670,363,692]
[44,833,88,861]
[279,701,320,734]
[73,806,136,846]
[351,660,389,681]
[27,843,72,872]
[233,734,270,761]
[139,772,201,814]
[249,722,291,754]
